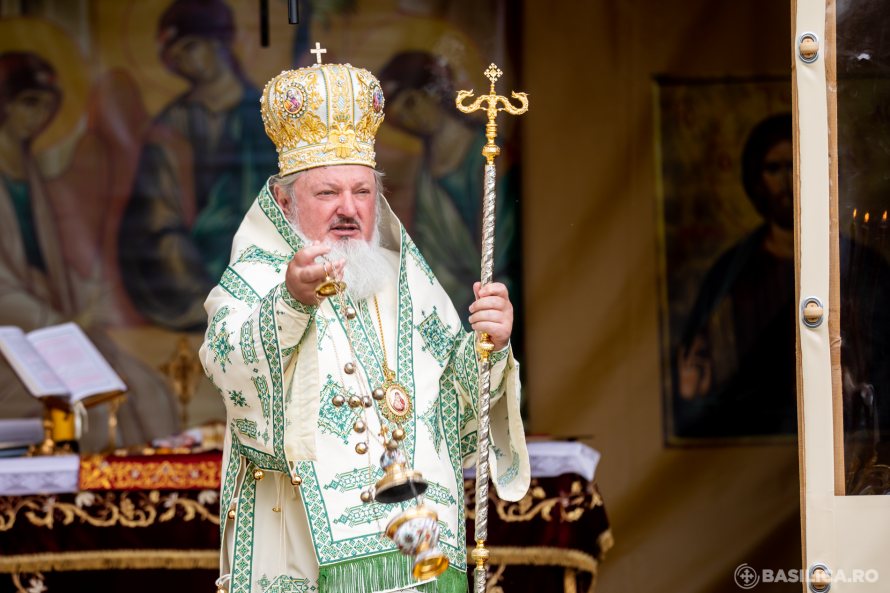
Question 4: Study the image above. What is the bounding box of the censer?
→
[373,440,428,504]
[376,444,447,579]
[385,504,449,580]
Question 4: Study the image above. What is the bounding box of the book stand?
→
[29,398,75,457]
[28,390,127,456]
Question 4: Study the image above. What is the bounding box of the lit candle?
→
[852,207,858,242]
[863,212,871,259]
[881,211,888,256]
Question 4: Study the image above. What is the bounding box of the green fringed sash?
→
[317,551,467,593]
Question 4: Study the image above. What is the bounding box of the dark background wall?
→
[521,2,801,591]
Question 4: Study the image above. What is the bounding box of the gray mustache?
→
[330,217,361,229]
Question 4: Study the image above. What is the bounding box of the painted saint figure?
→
[119,0,278,330]
[674,113,797,438]
[0,51,179,451]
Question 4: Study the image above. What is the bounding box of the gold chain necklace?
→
[372,295,412,424]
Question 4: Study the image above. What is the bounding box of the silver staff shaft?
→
[457,61,528,593]
[472,163,497,593]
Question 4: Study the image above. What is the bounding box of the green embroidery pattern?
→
[235,418,258,439]
[419,397,443,456]
[460,434,477,459]
[318,375,357,445]
[460,404,478,460]
[294,462,398,562]
[333,503,391,527]
[227,189,316,487]
[236,290,290,475]
[240,319,258,365]
[207,306,235,372]
[229,390,248,407]
[280,282,316,315]
[315,316,328,350]
[459,398,477,430]
[219,429,242,538]
[323,466,383,493]
[231,463,257,593]
[281,344,299,359]
[437,520,456,542]
[416,307,455,367]
[424,481,457,507]
[291,228,467,570]
[438,363,468,571]
[221,267,260,306]
[340,299,384,386]
[251,375,271,419]
[331,296,419,461]
[259,182,303,252]
[235,245,290,272]
[254,291,290,472]
[454,333,480,399]
[452,332,481,463]
[395,229,418,459]
[490,347,509,366]
[498,449,520,487]
[405,236,435,284]
[258,574,316,593]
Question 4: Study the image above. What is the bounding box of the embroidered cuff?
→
[489,343,512,399]
[275,283,317,350]
[490,343,510,366]
[278,283,317,316]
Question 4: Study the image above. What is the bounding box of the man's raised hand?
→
[285,242,344,306]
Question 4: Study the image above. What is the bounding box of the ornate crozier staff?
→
[455,63,528,593]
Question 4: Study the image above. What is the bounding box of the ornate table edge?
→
[0,532,616,575]
[469,545,599,572]
[467,542,614,593]
[0,549,218,573]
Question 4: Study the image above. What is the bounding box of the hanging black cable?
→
[259,0,270,46]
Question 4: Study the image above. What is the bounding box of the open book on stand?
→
[0,322,127,406]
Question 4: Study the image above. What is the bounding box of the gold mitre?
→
[260,56,385,176]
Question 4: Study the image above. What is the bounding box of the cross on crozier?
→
[484,63,503,86]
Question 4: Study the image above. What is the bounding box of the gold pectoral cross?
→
[455,63,529,164]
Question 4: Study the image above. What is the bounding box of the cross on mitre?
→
[311,42,327,64]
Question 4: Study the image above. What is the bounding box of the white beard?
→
[324,235,395,302]
[285,202,395,302]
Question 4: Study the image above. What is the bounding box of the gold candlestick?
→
[160,336,202,428]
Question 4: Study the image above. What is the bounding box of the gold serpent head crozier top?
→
[260,58,386,176]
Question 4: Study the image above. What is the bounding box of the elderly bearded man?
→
[200,57,529,593]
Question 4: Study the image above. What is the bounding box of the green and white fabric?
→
[200,179,529,593]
